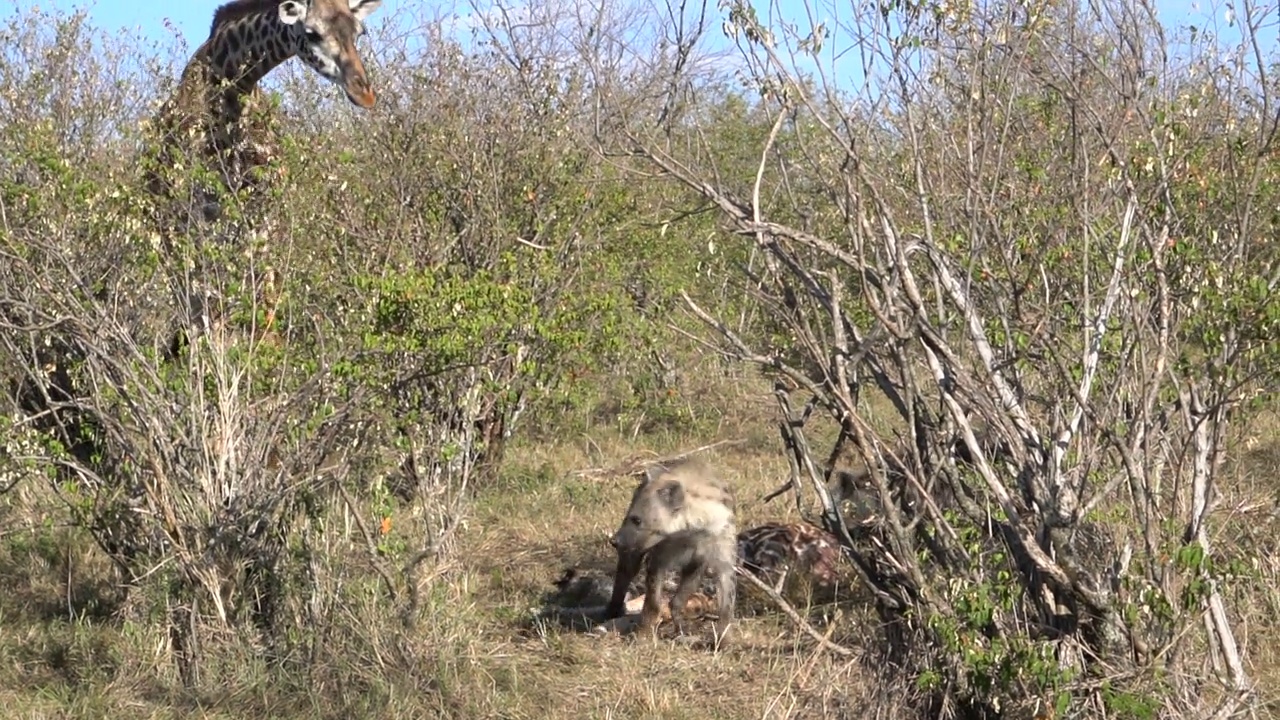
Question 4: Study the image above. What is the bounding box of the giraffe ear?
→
[278,0,309,25]
[349,0,382,21]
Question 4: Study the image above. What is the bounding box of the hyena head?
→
[610,458,734,555]
[825,465,873,504]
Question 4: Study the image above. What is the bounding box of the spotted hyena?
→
[604,457,737,644]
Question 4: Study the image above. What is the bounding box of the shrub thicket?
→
[0,1,1278,717]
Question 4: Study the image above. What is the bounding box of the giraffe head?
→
[277,0,382,108]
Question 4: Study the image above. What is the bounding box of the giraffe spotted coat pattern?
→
[737,522,844,589]
[143,0,383,352]
[145,0,384,216]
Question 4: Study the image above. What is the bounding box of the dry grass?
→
[0,367,882,719]
[432,373,878,719]
[1,365,1278,718]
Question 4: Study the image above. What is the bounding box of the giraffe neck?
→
[146,5,297,208]
[199,8,296,109]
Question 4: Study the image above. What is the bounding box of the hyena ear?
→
[657,481,684,509]
[642,464,666,485]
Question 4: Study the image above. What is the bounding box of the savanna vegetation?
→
[1,0,1278,717]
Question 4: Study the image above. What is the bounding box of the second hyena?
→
[604,457,737,643]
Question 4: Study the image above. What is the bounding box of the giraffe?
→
[143,0,384,353]
[128,3,386,683]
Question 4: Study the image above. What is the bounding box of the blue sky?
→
[9,0,1257,48]
[2,0,1267,87]
[17,0,409,42]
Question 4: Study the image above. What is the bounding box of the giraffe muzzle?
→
[345,76,376,109]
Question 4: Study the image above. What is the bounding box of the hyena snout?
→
[611,512,653,553]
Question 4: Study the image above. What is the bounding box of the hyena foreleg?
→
[713,562,736,644]
[668,560,706,635]
[639,560,667,632]
[605,550,643,620]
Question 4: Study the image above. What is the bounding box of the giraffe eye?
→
[303,28,322,42]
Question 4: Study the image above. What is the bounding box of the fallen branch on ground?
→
[571,438,747,480]
[736,567,854,657]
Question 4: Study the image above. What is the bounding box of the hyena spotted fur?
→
[549,523,842,615]
[605,457,737,643]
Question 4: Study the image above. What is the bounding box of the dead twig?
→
[337,482,399,602]
[514,236,551,250]
[571,438,747,480]
[762,478,796,503]
[736,567,854,658]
